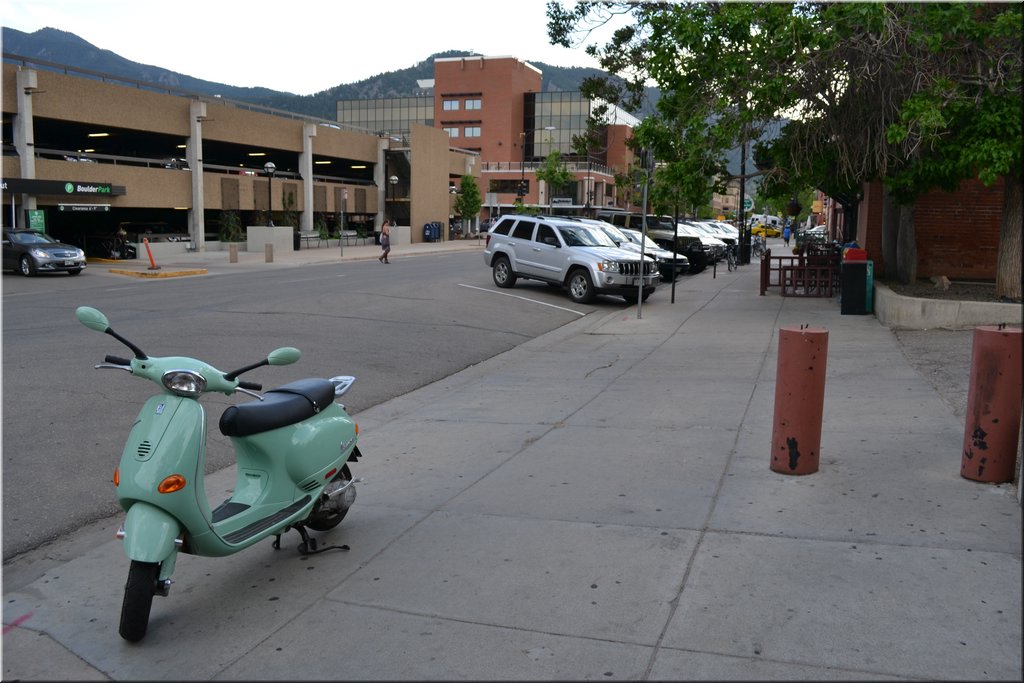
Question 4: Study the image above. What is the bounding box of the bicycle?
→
[750,235,766,260]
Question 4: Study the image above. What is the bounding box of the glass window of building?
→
[465,127,481,138]
[443,99,460,111]
[336,96,433,140]
[465,99,481,110]
[443,127,460,137]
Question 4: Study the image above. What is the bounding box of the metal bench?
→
[298,231,322,248]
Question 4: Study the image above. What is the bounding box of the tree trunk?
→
[895,203,917,285]
[996,171,1022,301]
[842,203,858,244]
[879,185,900,280]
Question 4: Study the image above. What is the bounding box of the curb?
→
[107,268,209,278]
[874,282,1023,330]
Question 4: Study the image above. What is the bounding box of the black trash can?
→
[293,231,301,251]
[841,261,870,314]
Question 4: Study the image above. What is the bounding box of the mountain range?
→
[2,27,762,193]
[1,26,657,121]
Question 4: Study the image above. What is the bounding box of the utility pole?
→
[737,132,750,265]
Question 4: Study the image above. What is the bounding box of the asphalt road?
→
[1,251,633,558]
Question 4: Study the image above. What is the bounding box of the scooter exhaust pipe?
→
[325,477,363,499]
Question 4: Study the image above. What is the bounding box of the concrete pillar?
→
[14,69,39,226]
[188,101,207,251]
[377,138,388,230]
[300,123,316,232]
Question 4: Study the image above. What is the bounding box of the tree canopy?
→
[547,1,1021,296]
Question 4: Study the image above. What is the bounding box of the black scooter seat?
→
[219,378,335,437]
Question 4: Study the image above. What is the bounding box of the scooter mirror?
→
[76,306,110,332]
[267,347,301,366]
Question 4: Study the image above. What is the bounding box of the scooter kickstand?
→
[272,533,282,550]
[294,525,318,555]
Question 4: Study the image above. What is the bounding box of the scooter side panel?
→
[122,502,180,564]
[117,396,211,541]
[283,405,358,486]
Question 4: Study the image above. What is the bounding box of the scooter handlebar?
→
[105,355,132,366]
[238,380,262,391]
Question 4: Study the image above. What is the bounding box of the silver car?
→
[2,229,87,276]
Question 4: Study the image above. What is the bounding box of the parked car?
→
[679,221,727,262]
[802,226,828,239]
[751,223,781,238]
[616,227,691,280]
[483,214,660,304]
[694,220,738,247]
[644,222,711,274]
[2,229,87,276]
[564,217,689,281]
[709,220,741,242]
[594,211,674,232]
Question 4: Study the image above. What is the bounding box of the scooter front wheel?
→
[119,560,160,642]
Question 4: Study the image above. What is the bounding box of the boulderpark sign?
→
[1,178,125,196]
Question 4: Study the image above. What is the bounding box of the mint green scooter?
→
[75,306,362,642]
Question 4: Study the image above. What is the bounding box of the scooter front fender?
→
[122,502,181,564]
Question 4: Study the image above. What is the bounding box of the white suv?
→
[483,214,660,304]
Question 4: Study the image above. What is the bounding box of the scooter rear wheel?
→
[306,464,354,531]
[119,560,160,642]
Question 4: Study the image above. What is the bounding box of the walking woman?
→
[378,218,392,264]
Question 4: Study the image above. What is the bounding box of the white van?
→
[748,214,782,228]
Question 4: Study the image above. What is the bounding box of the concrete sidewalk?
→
[3,242,1021,680]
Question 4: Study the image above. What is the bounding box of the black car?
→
[2,229,87,276]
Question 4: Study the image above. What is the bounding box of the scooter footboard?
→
[122,502,181,564]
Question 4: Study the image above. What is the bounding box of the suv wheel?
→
[492,256,517,288]
[567,269,595,304]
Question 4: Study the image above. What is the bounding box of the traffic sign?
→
[743,197,753,211]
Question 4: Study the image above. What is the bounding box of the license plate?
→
[64,260,75,266]
[630,278,639,286]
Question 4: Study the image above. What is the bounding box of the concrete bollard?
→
[961,325,1023,483]
[229,243,238,263]
[265,244,273,263]
[771,325,829,475]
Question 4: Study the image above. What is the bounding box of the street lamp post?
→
[263,161,276,227]
[519,125,555,205]
[388,174,398,225]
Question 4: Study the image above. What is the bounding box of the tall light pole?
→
[519,125,555,205]
[263,161,276,227]
[388,174,398,225]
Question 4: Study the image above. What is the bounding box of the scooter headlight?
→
[161,370,207,397]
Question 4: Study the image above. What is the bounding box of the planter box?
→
[246,225,293,255]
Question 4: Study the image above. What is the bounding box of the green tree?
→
[453,175,483,231]
[536,150,576,212]
[217,210,244,242]
[548,1,1021,299]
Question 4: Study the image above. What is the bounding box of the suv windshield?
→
[557,225,616,248]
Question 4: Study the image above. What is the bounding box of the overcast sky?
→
[1,0,621,95]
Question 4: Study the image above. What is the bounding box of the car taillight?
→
[485,234,491,246]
